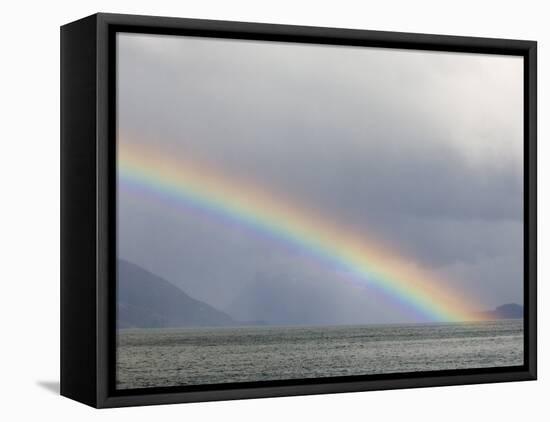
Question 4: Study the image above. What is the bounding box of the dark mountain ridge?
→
[482,303,523,320]
[117,259,235,328]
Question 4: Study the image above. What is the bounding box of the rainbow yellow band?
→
[118,140,486,323]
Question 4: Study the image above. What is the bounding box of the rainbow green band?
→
[118,140,485,323]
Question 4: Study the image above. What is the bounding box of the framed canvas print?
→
[60,13,537,408]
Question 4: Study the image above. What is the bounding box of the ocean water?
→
[116,319,523,389]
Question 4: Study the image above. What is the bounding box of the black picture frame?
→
[60,12,537,408]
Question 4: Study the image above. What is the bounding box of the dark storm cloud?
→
[117,33,523,322]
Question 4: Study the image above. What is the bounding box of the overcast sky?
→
[117,32,523,324]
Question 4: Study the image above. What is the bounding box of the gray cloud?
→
[117,33,523,323]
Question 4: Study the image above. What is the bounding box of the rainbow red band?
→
[118,140,487,323]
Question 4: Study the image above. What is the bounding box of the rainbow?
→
[118,139,486,323]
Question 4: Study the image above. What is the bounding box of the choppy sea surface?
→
[116,319,523,389]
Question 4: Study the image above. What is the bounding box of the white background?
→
[0,0,546,420]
